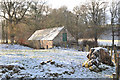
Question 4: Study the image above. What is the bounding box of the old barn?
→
[28,26,76,49]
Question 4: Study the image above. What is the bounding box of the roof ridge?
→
[36,26,64,31]
[28,26,64,40]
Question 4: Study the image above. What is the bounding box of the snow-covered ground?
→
[0,44,115,79]
[0,44,32,50]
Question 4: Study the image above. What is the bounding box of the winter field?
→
[0,44,115,79]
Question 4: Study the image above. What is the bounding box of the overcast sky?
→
[0,0,118,22]
[46,0,114,11]
[47,0,87,11]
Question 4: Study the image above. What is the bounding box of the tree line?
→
[0,0,120,47]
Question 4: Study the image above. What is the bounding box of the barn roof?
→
[28,26,64,40]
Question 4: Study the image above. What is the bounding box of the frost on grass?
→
[0,44,115,79]
[0,60,75,78]
[0,44,32,50]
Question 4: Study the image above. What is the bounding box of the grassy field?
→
[0,44,116,78]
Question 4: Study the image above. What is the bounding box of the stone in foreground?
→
[82,47,114,72]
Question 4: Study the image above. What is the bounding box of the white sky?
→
[47,0,114,11]
[47,0,87,11]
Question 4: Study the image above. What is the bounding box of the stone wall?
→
[53,28,76,47]
[40,40,53,49]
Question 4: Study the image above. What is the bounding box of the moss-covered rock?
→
[82,60,89,68]
[85,62,89,68]
[89,66,94,71]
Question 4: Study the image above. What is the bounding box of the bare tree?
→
[28,0,47,30]
[43,5,51,16]
[86,0,108,46]
[73,6,86,45]
[0,0,31,44]
[73,1,108,46]
[1,19,8,43]
[118,2,120,24]
[1,20,5,43]
[110,1,119,49]
[29,0,46,21]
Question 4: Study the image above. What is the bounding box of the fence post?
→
[86,45,89,52]
[114,47,117,63]
[65,41,67,48]
[116,53,119,80]
[112,73,116,80]
[107,47,109,51]
[111,48,113,59]
[82,46,85,51]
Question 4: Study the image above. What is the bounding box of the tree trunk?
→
[112,26,114,49]
[5,20,8,44]
[9,22,15,45]
[76,32,79,46]
[94,30,98,47]
[76,15,79,46]
[2,21,5,43]
[5,28,8,44]
[10,35,14,45]
[111,18,114,50]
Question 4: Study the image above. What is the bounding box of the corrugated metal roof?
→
[28,26,64,40]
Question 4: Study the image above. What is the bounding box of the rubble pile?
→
[0,60,75,79]
[39,60,75,77]
[82,47,114,72]
[0,64,25,79]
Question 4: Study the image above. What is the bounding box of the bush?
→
[82,40,96,48]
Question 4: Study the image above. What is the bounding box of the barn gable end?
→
[53,28,76,46]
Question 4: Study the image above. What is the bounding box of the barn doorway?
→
[63,33,67,42]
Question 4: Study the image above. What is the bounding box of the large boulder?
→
[83,47,114,72]
[87,47,114,66]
